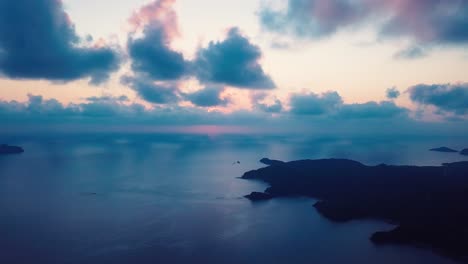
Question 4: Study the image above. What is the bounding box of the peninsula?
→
[243,158,468,262]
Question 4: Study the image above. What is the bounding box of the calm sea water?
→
[1,133,466,264]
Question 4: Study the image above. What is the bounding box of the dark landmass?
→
[461,149,468,156]
[430,147,458,153]
[244,191,273,201]
[0,144,24,155]
[259,158,285,166]
[242,158,468,262]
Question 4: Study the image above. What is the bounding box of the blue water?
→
[0,133,466,264]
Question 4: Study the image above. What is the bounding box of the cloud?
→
[128,0,179,38]
[260,0,363,38]
[386,87,401,99]
[194,28,276,89]
[251,93,283,113]
[0,94,147,122]
[337,101,407,119]
[289,90,407,119]
[408,83,468,115]
[259,0,468,47]
[289,91,342,115]
[121,75,180,104]
[85,95,130,103]
[394,46,427,60]
[184,87,230,107]
[127,0,188,81]
[258,99,283,113]
[0,0,120,84]
[128,25,189,81]
[124,1,274,104]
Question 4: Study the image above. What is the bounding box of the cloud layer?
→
[2,91,467,139]
[0,0,120,84]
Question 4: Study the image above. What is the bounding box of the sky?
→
[1,0,468,137]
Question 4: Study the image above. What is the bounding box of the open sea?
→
[1,133,467,264]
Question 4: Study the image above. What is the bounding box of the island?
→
[242,158,468,262]
[244,191,273,201]
[461,149,468,156]
[0,144,24,155]
[259,158,285,166]
[430,147,458,153]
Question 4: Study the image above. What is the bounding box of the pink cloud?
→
[128,0,180,40]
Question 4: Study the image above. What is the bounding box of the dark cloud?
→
[121,75,179,104]
[337,101,407,119]
[386,87,401,99]
[0,0,120,84]
[127,23,189,81]
[86,95,129,103]
[379,0,468,44]
[251,93,283,113]
[260,0,468,47]
[260,0,362,38]
[408,83,468,115]
[289,90,407,119]
[194,28,276,89]
[184,87,229,107]
[394,46,427,60]
[289,91,342,115]
[258,99,283,113]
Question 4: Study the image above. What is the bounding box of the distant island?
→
[242,158,468,262]
[461,149,468,156]
[430,147,458,153]
[0,144,24,155]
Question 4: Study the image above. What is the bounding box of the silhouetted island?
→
[430,147,458,153]
[244,191,273,201]
[242,158,468,262]
[461,149,468,156]
[260,158,285,166]
[0,144,24,155]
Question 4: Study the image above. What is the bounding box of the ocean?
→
[1,132,466,264]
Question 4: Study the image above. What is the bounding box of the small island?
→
[0,144,24,155]
[429,147,458,153]
[242,158,468,262]
[461,149,468,156]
